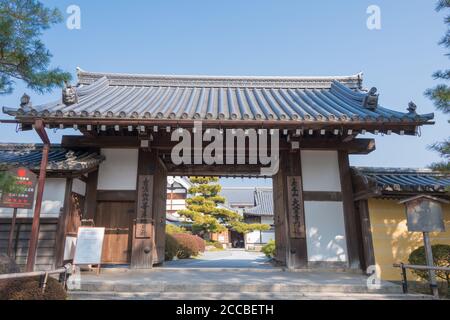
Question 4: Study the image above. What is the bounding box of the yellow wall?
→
[369,199,450,281]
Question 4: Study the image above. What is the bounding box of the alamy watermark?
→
[171,121,280,176]
[366,265,381,290]
[66,5,81,30]
[367,5,381,30]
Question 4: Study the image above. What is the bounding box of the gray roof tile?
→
[0,144,104,172]
[2,70,434,129]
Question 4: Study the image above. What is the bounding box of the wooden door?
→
[96,201,134,264]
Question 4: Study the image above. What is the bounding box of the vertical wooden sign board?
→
[131,175,154,269]
[286,176,306,239]
[0,167,37,258]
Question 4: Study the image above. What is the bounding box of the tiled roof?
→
[0,144,104,172]
[244,188,274,216]
[221,187,256,206]
[2,69,433,133]
[354,167,450,194]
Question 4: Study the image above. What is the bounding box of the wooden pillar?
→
[131,149,166,268]
[84,170,98,220]
[356,199,375,271]
[54,178,73,268]
[26,143,49,272]
[273,150,307,269]
[338,151,361,269]
[152,157,167,265]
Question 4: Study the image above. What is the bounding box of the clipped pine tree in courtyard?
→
[177,177,270,239]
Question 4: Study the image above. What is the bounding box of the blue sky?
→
[0,1,448,187]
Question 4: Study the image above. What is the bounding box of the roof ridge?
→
[353,166,448,175]
[76,68,364,89]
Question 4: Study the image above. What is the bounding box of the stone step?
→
[71,282,403,294]
[69,291,433,300]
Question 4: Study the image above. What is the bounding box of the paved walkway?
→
[163,249,273,269]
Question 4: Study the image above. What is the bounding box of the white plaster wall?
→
[261,216,274,225]
[97,149,138,190]
[72,178,86,196]
[246,231,261,244]
[301,150,341,192]
[245,230,274,244]
[261,230,275,243]
[304,201,347,262]
[0,178,67,218]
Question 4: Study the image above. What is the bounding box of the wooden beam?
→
[34,119,50,144]
[62,134,376,155]
[303,191,343,202]
[15,116,429,135]
[97,190,136,202]
[338,151,361,270]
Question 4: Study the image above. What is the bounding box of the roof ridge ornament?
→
[407,101,417,115]
[362,87,379,110]
[62,81,78,106]
[20,93,32,110]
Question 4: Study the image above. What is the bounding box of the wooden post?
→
[355,199,375,271]
[7,208,18,258]
[84,170,99,220]
[273,150,307,269]
[26,143,49,272]
[423,232,439,298]
[54,178,73,268]
[338,151,361,270]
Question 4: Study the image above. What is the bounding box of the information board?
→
[0,167,37,209]
[73,227,105,265]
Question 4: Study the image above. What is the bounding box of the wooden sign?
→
[135,221,152,239]
[137,175,153,220]
[287,176,306,239]
[73,227,105,265]
[403,197,446,233]
[0,167,37,209]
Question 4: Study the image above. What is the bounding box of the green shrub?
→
[165,233,179,261]
[262,240,276,258]
[172,233,201,259]
[213,242,224,250]
[0,277,67,300]
[408,244,450,285]
[166,224,188,235]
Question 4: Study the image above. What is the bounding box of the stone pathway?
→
[163,249,272,269]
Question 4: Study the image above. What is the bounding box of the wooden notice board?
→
[73,227,105,265]
[286,176,306,239]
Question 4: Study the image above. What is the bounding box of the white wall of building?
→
[301,150,347,263]
[0,178,67,218]
[304,201,347,262]
[301,150,341,192]
[97,149,138,190]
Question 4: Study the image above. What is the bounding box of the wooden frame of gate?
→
[59,132,372,270]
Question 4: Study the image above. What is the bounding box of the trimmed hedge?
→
[165,234,179,261]
[172,233,201,259]
[0,277,67,300]
[408,244,450,284]
[262,240,276,258]
[164,233,206,260]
